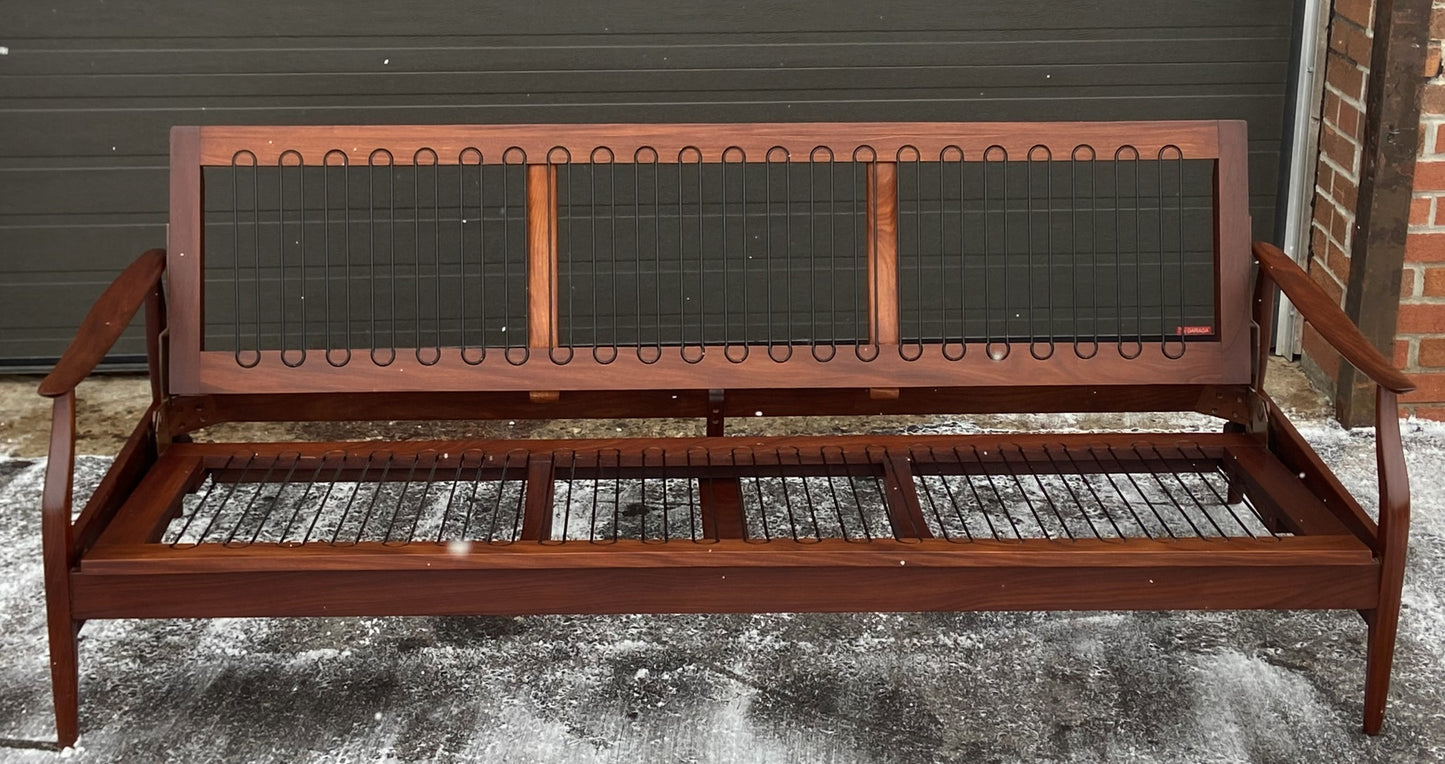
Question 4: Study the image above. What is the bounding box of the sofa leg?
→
[1362,599,1402,735]
[46,606,79,748]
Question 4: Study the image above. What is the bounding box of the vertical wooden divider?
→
[526,164,559,350]
[866,162,900,347]
[168,127,203,394]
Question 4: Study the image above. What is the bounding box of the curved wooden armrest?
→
[1253,241,1415,394]
[38,249,166,398]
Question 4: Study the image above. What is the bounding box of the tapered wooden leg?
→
[41,391,81,748]
[1365,387,1410,736]
[45,598,79,747]
[1362,605,1400,735]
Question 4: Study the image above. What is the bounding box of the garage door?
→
[0,0,1298,368]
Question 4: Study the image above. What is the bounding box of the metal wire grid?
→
[212,143,1212,367]
[161,442,1281,548]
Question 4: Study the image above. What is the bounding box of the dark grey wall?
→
[0,0,1298,367]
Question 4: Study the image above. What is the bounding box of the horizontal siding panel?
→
[0,0,1298,363]
[0,99,1289,161]
[0,38,1291,78]
[0,1,1291,37]
[1,63,1292,100]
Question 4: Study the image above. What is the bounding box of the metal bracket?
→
[707,389,725,437]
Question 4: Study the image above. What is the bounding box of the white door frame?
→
[1276,0,1333,356]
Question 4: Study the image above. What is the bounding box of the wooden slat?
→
[526,164,558,350]
[882,455,932,539]
[79,535,1373,575]
[167,126,203,395]
[193,344,1250,394]
[193,121,1228,166]
[1225,446,1353,537]
[1262,393,1379,546]
[69,406,158,558]
[161,431,1263,465]
[520,455,554,541]
[71,561,1377,619]
[867,162,900,346]
[1211,120,1253,387]
[698,478,747,539]
[89,454,206,547]
[164,385,1252,433]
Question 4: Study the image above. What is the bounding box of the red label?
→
[1175,325,1214,336]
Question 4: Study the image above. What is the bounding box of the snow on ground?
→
[1,416,1444,763]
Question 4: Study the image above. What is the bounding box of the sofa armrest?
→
[1252,241,1414,394]
[38,249,166,398]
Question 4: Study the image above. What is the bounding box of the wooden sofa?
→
[37,121,1414,745]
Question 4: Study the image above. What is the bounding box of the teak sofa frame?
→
[38,121,1414,746]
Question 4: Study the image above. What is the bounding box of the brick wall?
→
[1403,4,1445,419]
[1303,0,1445,420]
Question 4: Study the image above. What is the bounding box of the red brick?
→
[1398,303,1445,334]
[1325,53,1367,100]
[1321,125,1359,175]
[1406,232,1445,262]
[1302,324,1342,379]
[1313,197,1335,233]
[1310,257,1346,305]
[1335,0,1373,28]
[1334,20,1372,63]
[1425,83,1445,115]
[1401,372,1445,404]
[1425,267,1445,296]
[1436,124,1445,155]
[1435,198,1445,226]
[1337,100,1364,142]
[1402,267,1417,297]
[1433,7,1445,39]
[1311,226,1328,261]
[1413,405,1445,421]
[1317,163,1338,202]
[1395,339,1412,369]
[1415,161,1445,192]
[1327,239,1353,280]
[1414,197,1435,226]
[1428,42,1444,78]
[1333,173,1360,211]
[1330,206,1352,247]
[1421,337,1445,369]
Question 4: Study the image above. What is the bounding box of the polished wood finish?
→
[867,162,900,346]
[41,119,1413,741]
[521,456,555,542]
[69,405,158,559]
[162,385,1253,434]
[37,249,165,398]
[81,536,1374,575]
[191,346,1250,394]
[1364,386,1411,734]
[193,122,1228,167]
[168,126,203,395]
[698,478,747,539]
[1262,393,1379,546]
[1254,242,1415,393]
[71,563,1376,620]
[1211,121,1254,387]
[526,164,558,350]
[41,392,79,747]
